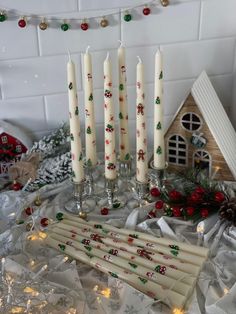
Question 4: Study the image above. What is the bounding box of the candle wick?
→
[118,40,123,48]
[86,45,90,54]
[67,49,71,62]
[105,52,110,61]
[137,56,142,63]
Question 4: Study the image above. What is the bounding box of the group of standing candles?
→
[67,44,165,185]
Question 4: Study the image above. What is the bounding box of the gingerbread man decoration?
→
[137,149,145,161]
[137,103,144,115]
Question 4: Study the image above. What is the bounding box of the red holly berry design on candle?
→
[106,124,114,132]
[146,271,154,279]
[155,265,166,275]
[107,163,116,170]
[104,89,112,98]
[81,239,90,245]
[109,249,118,256]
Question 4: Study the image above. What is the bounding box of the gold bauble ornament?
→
[34,196,42,206]
[79,211,87,220]
[160,0,169,7]
[39,20,48,30]
[100,18,109,28]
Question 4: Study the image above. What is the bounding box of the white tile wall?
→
[0,0,235,146]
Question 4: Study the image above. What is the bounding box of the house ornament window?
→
[168,135,187,166]
[181,112,202,132]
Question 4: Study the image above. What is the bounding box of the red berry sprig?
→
[101,207,109,215]
[150,187,161,197]
[143,7,151,16]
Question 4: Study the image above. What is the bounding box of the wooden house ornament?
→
[165,71,236,181]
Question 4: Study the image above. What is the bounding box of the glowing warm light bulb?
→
[173,308,184,314]
[224,287,229,295]
[10,307,24,313]
[24,286,39,296]
[101,288,111,298]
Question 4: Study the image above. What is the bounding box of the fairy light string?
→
[0,0,169,30]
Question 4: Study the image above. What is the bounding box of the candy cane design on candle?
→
[154,49,165,169]
[104,52,117,180]
[136,56,148,183]
[118,42,130,161]
[67,52,84,183]
[84,46,97,167]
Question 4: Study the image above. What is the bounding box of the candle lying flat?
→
[55,221,200,276]
[51,232,192,297]
[46,236,187,308]
[52,225,195,285]
[61,213,209,258]
[61,219,205,266]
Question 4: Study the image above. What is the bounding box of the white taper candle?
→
[154,49,165,169]
[104,52,117,180]
[84,46,97,167]
[67,53,85,182]
[118,42,130,162]
[136,57,148,183]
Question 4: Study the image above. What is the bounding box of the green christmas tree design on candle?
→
[156,146,162,154]
[156,122,162,130]
[88,93,93,101]
[86,126,92,134]
[159,71,163,80]
[119,112,124,119]
[119,83,124,91]
[155,97,160,104]
[75,106,79,115]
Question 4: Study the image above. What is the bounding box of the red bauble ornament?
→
[186,206,195,216]
[190,191,202,203]
[11,181,22,191]
[172,206,182,217]
[214,191,225,203]
[81,22,89,31]
[143,7,151,15]
[195,186,205,194]
[169,190,182,201]
[40,218,49,227]
[148,210,156,219]
[18,18,27,28]
[101,207,109,215]
[150,187,161,197]
[155,200,164,210]
[200,208,209,218]
[25,207,34,216]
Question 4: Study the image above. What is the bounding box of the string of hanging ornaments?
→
[0,0,169,31]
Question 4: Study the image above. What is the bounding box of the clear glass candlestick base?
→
[149,161,168,190]
[97,178,126,209]
[64,180,95,215]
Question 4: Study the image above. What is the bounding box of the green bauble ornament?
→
[61,23,69,31]
[0,13,7,22]
[124,13,132,22]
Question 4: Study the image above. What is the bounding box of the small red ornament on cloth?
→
[25,207,34,216]
[147,210,156,219]
[200,208,209,218]
[101,207,109,215]
[155,200,164,210]
[169,190,182,201]
[214,191,225,203]
[11,180,22,191]
[40,218,49,227]
[172,206,182,217]
[150,187,160,197]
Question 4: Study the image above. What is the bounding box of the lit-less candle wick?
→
[137,56,142,63]
[105,51,110,61]
[86,45,90,54]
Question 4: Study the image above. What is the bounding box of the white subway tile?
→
[162,38,235,81]
[38,10,120,56]
[0,22,38,60]
[0,0,77,14]
[0,96,47,132]
[121,1,200,47]
[0,54,81,98]
[201,0,236,39]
